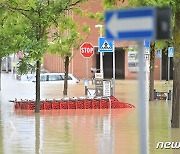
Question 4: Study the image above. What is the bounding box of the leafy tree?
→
[48,17,90,95]
[2,0,84,113]
[104,0,180,128]
[128,0,180,128]
[0,7,19,90]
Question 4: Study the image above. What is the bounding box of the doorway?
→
[95,47,125,79]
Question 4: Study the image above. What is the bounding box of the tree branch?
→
[64,0,82,11]
[69,33,90,62]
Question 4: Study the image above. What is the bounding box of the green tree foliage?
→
[128,0,180,127]
[0,9,16,58]
[1,0,84,112]
[48,17,90,95]
[103,0,180,127]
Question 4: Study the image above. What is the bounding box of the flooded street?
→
[0,73,179,154]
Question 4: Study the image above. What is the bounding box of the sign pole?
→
[100,52,103,78]
[138,41,148,154]
[168,57,170,82]
[160,51,162,80]
[85,58,89,95]
[145,56,149,101]
[86,58,88,81]
[80,42,94,95]
[112,41,115,95]
[100,26,103,79]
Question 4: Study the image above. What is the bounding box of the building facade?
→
[43,0,173,80]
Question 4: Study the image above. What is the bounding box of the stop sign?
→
[80,42,94,58]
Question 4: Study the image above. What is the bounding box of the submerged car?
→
[26,73,80,84]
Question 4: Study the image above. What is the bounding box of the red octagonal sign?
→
[80,42,94,58]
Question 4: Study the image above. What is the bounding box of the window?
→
[40,75,47,81]
[61,75,72,80]
[48,75,62,81]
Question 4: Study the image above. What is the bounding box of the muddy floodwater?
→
[0,73,179,154]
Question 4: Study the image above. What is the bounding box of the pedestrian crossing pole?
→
[99,40,104,79]
[95,24,104,79]
[112,41,115,95]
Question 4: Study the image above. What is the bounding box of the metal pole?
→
[168,57,170,82]
[99,26,104,78]
[100,52,103,76]
[85,58,88,95]
[6,57,8,73]
[160,51,162,80]
[145,57,149,101]
[86,58,88,81]
[138,41,148,154]
[112,41,115,95]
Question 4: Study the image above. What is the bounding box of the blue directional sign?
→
[168,47,174,57]
[99,37,114,52]
[156,49,162,59]
[105,8,155,40]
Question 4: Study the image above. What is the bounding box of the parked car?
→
[27,73,80,84]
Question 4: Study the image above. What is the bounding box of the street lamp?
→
[95,24,103,78]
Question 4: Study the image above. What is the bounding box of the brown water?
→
[0,73,179,154]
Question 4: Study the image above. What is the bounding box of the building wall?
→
[154,57,161,80]
[125,49,138,80]
[43,0,163,80]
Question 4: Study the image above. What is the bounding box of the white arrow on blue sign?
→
[105,8,155,40]
[168,47,174,57]
[99,37,114,52]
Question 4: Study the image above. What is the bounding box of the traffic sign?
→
[103,80,111,96]
[80,42,94,58]
[156,49,162,58]
[144,40,150,48]
[105,8,155,40]
[99,37,113,52]
[168,47,174,57]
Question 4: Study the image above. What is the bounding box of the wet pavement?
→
[0,73,180,154]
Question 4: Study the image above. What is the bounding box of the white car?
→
[27,73,80,84]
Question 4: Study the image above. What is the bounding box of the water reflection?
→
[0,104,3,154]
[13,109,137,154]
[35,113,40,154]
[0,73,179,154]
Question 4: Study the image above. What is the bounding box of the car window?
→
[48,75,62,81]
[68,75,72,80]
[61,75,72,80]
[40,75,47,81]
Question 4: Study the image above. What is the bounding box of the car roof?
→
[40,73,73,76]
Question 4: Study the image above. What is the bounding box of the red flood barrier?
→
[60,99,68,109]
[52,99,60,110]
[43,100,52,110]
[84,98,92,109]
[92,98,100,109]
[13,96,135,110]
[100,98,110,109]
[76,99,84,109]
[40,101,44,110]
[27,100,35,110]
[68,99,76,109]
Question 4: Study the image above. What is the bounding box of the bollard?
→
[154,89,157,99]
[85,86,88,95]
[168,90,172,100]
